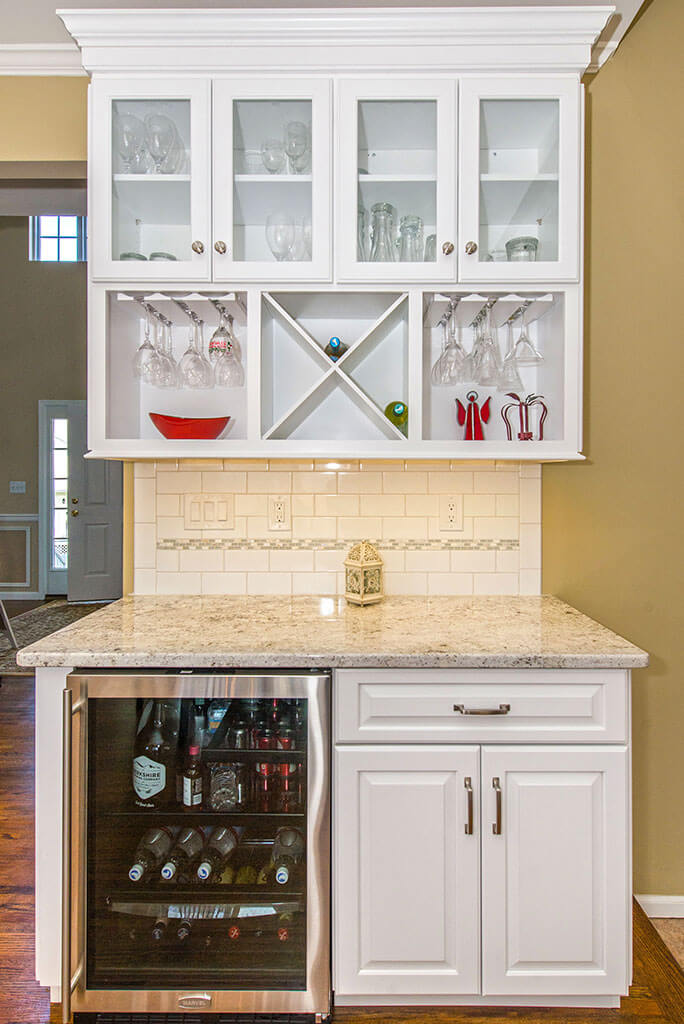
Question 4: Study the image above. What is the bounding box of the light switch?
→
[184,493,235,530]
[9,481,26,494]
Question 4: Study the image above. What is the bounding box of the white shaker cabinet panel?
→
[481,745,629,996]
[334,745,480,996]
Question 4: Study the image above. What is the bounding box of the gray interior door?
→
[68,404,123,602]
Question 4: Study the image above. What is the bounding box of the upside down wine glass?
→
[133,312,162,383]
[178,322,213,389]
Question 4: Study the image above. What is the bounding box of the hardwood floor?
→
[0,676,682,1024]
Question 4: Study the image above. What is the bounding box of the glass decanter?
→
[369,202,396,262]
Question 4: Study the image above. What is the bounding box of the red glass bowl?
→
[149,412,231,440]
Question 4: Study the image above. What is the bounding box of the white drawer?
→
[334,668,629,744]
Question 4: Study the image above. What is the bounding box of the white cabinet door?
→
[334,745,480,996]
[481,745,629,996]
[459,77,581,282]
[90,77,211,281]
[337,79,457,283]
[212,79,331,281]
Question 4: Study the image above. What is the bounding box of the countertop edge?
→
[18,652,650,670]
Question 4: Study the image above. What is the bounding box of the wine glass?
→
[133,312,162,383]
[144,114,177,172]
[113,113,145,173]
[265,212,295,261]
[260,139,286,174]
[285,122,308,174]
[156,323,178,388]
[513,306,543,365]
[498,321,524,393]
[474,307,502,387]
[214,346,245,388]
[178,323,213,389]
[208,312,231,362]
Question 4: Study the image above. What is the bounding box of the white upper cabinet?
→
[337,79,457,283]
[90,78,212,282]
[212,79,331,281]
[459,78,581,282]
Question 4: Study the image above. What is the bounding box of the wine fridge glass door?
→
[66,672,330,1015]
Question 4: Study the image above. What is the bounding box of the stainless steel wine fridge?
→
[62,670,331,1020]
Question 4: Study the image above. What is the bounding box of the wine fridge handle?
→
[62,687,72,1024]
[62,688,84,1024]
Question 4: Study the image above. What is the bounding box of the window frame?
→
[29,215,87,262]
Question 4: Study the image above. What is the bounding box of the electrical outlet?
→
[268,494,291,531]
[439,494,464,531]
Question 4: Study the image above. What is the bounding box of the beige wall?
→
[0,78,87,162]
[0,217,87,515]
[543,0,684,895]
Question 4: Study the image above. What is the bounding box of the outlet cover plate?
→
[439,494,464,531]
[184,493,235,530]
[268,494,291,531]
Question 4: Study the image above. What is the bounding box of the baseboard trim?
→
[334,995,621,1007]
[636,894,684,918]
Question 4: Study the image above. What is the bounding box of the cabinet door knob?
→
[214,240,227,255]
[464,240,478,255]
[71,497,78,505]
[71,509,79,517]
[191,240,205,254]
[441,241,455,255]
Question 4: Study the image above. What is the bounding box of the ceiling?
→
[0,0,646,72]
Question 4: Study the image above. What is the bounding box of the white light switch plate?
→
[184,493,235,530]
[9,481,26,494]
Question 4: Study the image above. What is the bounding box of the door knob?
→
[464,240,478,255]
[71,497,78,504]
[71,509,79,517]
[441,241,455,255]
[191,240,205,254]
[214,240,227,254]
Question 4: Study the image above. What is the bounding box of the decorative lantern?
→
[344,540,384,606]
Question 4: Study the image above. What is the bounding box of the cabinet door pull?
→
[492,776,502,835]
[464,776,474,835]
[453,703,510,715]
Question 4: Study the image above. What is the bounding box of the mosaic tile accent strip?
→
[157,537,520,552]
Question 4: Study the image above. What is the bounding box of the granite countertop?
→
[16,594,648,670]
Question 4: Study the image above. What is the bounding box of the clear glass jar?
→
[398,215,424,262]
[369,202,396,262]
[505,236,538,262]
[357,205,367,261]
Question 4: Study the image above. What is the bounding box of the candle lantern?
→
[344,540,384,606]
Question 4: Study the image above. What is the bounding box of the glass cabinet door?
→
[459,78,580,282]
[90,78,211,281]
[212,80,331,281]
[337,79,456,283]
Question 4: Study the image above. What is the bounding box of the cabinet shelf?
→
[113,173,191,183]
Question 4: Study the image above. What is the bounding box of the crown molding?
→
[0,43,85,76]
[58,7,615,77]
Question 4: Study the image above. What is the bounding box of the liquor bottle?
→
[132,701,175,808]
[324,336,347,362]
[151,917,168,942]
[272,827,305,884]
[160,826,206,880]
[207,698,230,738]
[384,401,408,433]
[197,825,239,881]
[182,744,203,809]
[191,700,207,748]
[128,825,175,882]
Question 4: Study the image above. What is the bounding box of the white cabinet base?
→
[334,994,621,1008]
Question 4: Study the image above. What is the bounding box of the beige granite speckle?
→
[16,595,647,670]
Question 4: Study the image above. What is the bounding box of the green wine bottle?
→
[324,336,348,362]
[384,401,408,434]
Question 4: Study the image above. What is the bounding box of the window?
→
[51,419,69,569]
[29,215,87,262]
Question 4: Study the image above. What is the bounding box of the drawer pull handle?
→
[464,776,474,835]
[453,703,511,716]
[493,777,503,835]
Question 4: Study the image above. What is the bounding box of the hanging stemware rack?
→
[425,292,554,331]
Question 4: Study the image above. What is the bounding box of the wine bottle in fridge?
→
[128,826,175,882]
[160,826,206,880]
[196,825,239,881]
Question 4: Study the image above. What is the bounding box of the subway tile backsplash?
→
[133,460,541,596]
